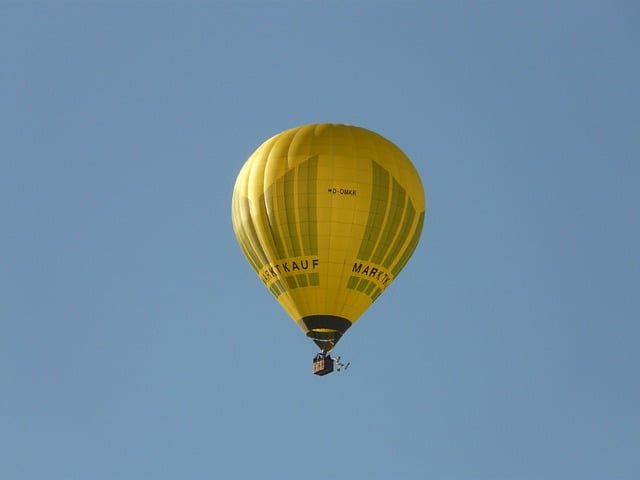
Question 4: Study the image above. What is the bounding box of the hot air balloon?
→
[231,123,425,375]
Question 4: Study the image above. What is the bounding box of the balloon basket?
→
[312,353,334,376]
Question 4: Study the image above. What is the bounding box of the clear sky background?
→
[2,2,639,479]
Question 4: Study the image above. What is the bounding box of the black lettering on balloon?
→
[351,262,393,290]
[258,257,319,286]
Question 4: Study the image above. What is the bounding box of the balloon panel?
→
[232,124,425,350]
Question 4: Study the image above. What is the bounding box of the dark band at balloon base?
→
[301,315,352,352]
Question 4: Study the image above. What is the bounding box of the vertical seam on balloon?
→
[262,186,287,260]
[283,168,301,257]
[231,192,257,269]
[371,287,382,301]
[254,152,324,299]
[297,157,311,257]
[391,211,425,276]
[338,126,365,315]
[235,193,268,269]
[256,138,293,298]
[241,167,270,270]
[307,155,318,256]
[382,200,416,269]
[357,160,390,260]
[296,274,308,287]
[235,225,261,271]
[364,281,376,296]
[299,155,319,289]
[371,177,406,264]
[262,139,290,262]
[294,156,310,296]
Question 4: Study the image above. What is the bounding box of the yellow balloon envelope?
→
[231,124,426,352]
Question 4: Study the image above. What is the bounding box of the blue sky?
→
[2,2,639,479]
